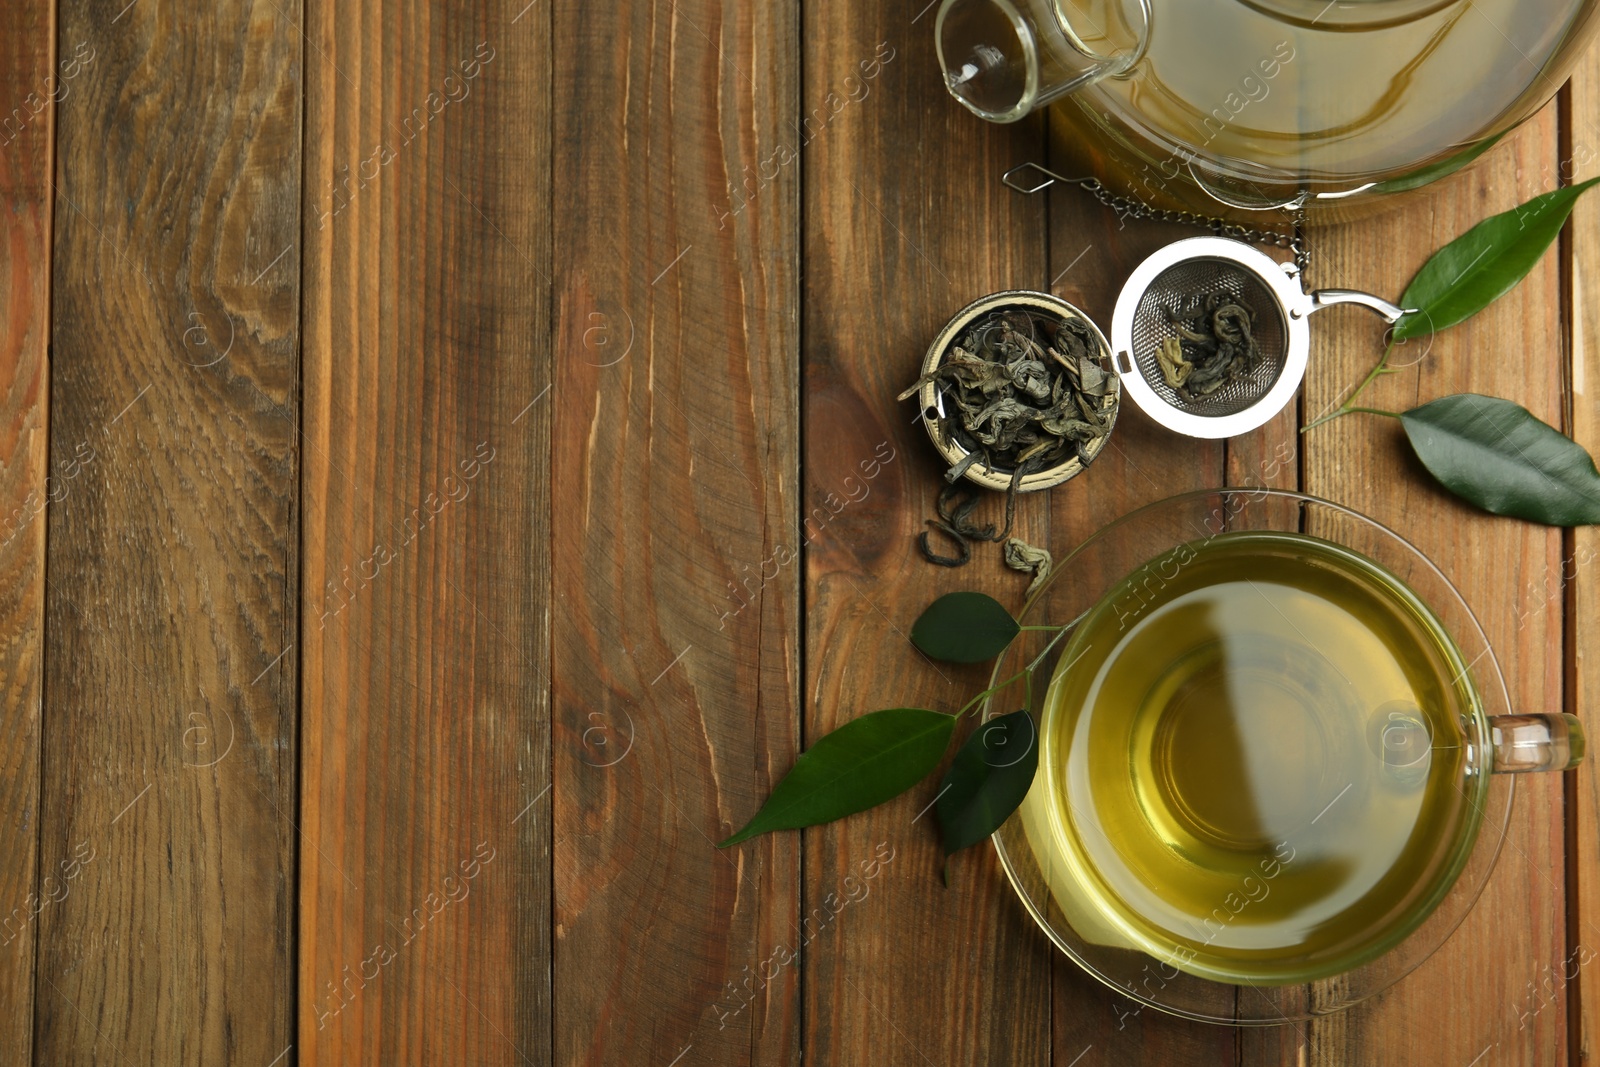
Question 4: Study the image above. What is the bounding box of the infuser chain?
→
[1001,162,1311,278]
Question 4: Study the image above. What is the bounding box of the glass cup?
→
[988,488,1583,1023]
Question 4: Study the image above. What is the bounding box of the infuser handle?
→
[1489,713,1585,773]
[1302,288,1410,323]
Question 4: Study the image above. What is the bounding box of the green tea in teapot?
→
[1035,530,1487,983]
[1045,0,1592,207]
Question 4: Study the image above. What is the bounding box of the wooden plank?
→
[298,1,552,1063]
[35,0,300,1062]
[1042,168,1241,1062]
[546,0,801,1060]
[1567,45,1600,1067]
[800,5,1055,1062]
[0,0,53,1059]
[1297,113,1568,1065]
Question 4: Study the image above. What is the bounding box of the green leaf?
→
[718,708,955,846]
[1392,177,1600,341]
[1399,394,1600,526]
[910,592,1019,663]
[1369,133,1503,195]
[936,709,1040,856]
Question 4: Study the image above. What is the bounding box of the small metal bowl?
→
[914,289,1120,493]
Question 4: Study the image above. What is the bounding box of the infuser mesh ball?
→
[1125,258,1290,420]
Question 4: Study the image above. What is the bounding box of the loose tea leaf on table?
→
[919,484,993,567]
[1399,394,1600,526]
[1002,537,1052,599]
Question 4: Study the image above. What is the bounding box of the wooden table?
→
[4,0,1600,1063]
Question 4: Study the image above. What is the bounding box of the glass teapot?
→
[936,0,1600,215]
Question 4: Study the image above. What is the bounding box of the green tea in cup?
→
[1000,491,1584,1017]
[1030,531,1487,984]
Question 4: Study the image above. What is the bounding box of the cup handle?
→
[1489,713,1585,773]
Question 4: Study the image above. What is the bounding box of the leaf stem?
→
[1025,615,1082,675]
[1304,343,1394,431]
[957,670,1028,719]
[954,610,1087,723]
[1343,406,1403,419]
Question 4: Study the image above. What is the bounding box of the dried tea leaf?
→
[902,307,1115,571]
[1077,355,1109,396]
[1002,537,1053,599]
[1156,337,1192,387]
[1010,359,1053,401]
[1040,417,1099,440]
[1154,291,1264,402]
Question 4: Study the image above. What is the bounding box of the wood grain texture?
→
[297,0,552,1063]
[541,0,804,1063]
[0,0,52,1058]
[801,4,1055,1063]
[1297,114,1570,1066]
[1567,46,1600,1067]
[10,2,1595,1063]
[36,0,300,1062]
[547,0,802,1061]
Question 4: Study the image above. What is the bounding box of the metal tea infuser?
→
[1003,162,1411,440]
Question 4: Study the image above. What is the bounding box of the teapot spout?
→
[936,0,1150,122]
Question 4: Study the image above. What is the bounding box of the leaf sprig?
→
[1307,180,1600,525]
[719,592,1053,860]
